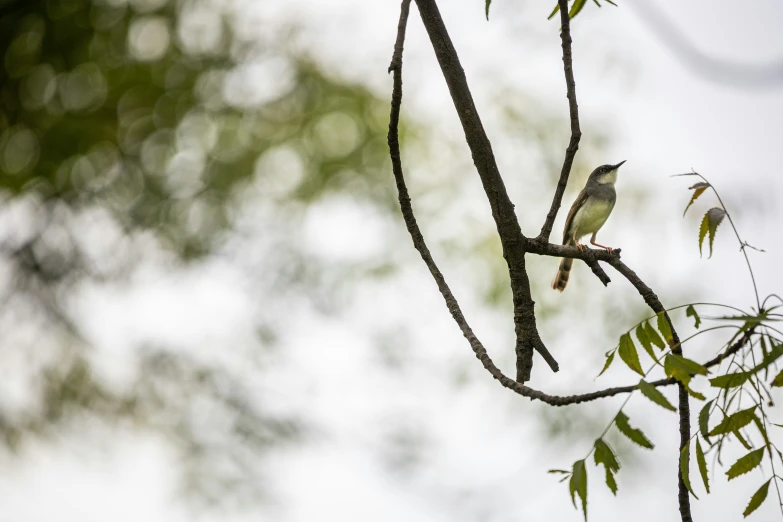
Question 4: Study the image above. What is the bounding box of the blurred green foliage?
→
[0,0,397,505]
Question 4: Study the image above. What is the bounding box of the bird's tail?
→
[552,243,574,292]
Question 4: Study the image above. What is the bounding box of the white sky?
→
[2,1,783,521]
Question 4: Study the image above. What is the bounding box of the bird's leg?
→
[572,232,586,252]
[590,233,613,253]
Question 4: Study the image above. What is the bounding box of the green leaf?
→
[548,3,560,19]
[645,321,666,350]
[680,439,699,499]
[598,350,615,377]
[594,438,620,495]
[750,343,783,375]
[726,448,765,481]
[699,207,726,258]
[734,429,752,451]
[635,324,657,361]
[699,211,709,257]
[743,478,772,517]
[683,182,710,217]
[485,0,492,20]
[569,459,588,519]
[686,304,701,329]
[638,379,676,411]
[771,368,783,387]
[753,416,770,447]
[665,354,708,380]
[568,0,587,18]
[656,312,674,345]
[710,372,750,389]
[615,411,654,449]
[684,385,706,401]
[548,469,571,474]
[695,438,710,494]
[618,333,644,376]
[699,400,714,442]
[709,406,758,437]
[685,183,709,209]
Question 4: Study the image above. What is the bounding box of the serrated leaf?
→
[568,0,587,18]
[485,0,492,20]
[710,372,750,388]
[709,406,758,437]
[744,478,772,517]
[645,321,666,350]
[569,459,588,519]
[699,400,714,442]
[753,416,770,446]
[618,333,644,376]
[594,439,620,496]
[656,312,674,345]
[726,448,765,480]
[699,207,726,258]
[750,343,783,376]
[665,354,708,380]
[615,411,654,449]
[699,211,710,257]
[686,304,701,329]
[635,324,657,361]
[734,429,752,451]
[683,183,710,216]
[771,368,783,387]
[638,379,676,411]
[594,439,620,472]
[680,440,699,499]
[696,438,710,494]
[548,3,560,19]
[684,384,706,401]
[598,350,615,377]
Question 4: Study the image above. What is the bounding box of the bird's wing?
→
[562,189,589,244]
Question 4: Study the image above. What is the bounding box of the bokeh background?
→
[0,0,782,520]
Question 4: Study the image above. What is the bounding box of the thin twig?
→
[388,1,698,409]
[538,0,582,242]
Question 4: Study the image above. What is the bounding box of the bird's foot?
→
[575,243,586,252]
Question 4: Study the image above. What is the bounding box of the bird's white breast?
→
[572,198,615,238]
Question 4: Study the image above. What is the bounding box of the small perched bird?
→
[552,160,626,292]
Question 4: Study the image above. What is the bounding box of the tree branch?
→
[412,0,554,381]
[386,4,755,418]
[606,258,692,522]
[538,0,582,242]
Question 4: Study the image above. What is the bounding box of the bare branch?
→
[526,238,618,286]
[538,0,582,242]
[413,0,555,380]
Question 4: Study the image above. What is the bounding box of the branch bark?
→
[539,0,582,242]
[413,0,555,381]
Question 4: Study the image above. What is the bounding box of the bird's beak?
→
[612,160,626,170]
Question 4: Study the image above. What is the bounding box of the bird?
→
[552,160,626,292]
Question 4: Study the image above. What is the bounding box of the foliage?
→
[553,175,783,519]
[0,0,399,505]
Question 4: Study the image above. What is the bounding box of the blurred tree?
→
[0,0,401,505]
[0,0,623,513]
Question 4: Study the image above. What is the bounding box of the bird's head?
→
[589,160,626,185]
